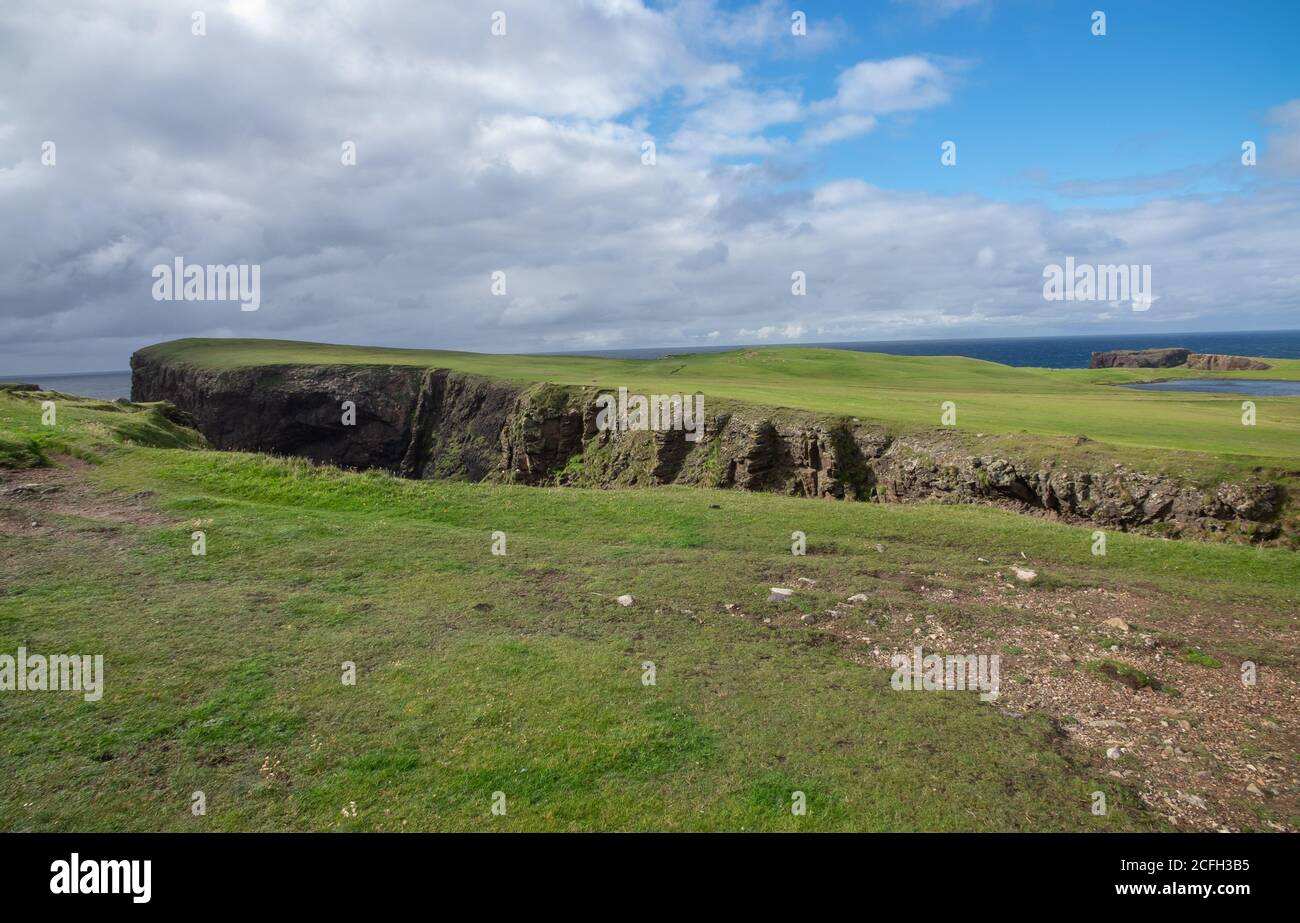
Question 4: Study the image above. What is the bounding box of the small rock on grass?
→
[800,613,816,625]
[616,594,635,607]
[847,593,870,603]
[1106,747,1123,760]
[769,587,794,602]
[1011,566,1037,582]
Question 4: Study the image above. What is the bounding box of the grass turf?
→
[138,338,1300,485]
[2,391,1297,831]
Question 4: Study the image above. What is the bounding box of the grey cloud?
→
[677,241,729,271]
[0,0,1297,376]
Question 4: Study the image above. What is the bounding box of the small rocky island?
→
[1090,348,1271,370]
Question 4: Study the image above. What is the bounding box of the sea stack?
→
[1089,347,1190,369]
[1185,353,1272,371]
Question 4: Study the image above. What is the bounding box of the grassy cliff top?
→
[1,388,1297,830]
[137,338,1300,470]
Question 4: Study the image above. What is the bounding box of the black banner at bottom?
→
[0,832,1286,908]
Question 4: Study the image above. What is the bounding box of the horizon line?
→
[8,326,1300,378]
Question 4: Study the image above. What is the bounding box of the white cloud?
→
[801,54,961,147]
[1264,99,1300,175]
[0,1,1296,375]
[669,87,802,158]
[804,114,877,145]
[893,0,990,22]
[738,323,806,340]
[830,55,955,115]
[672,0,845,53]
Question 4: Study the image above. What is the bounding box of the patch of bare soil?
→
[742,569,1300,832]
[0,458,171,535]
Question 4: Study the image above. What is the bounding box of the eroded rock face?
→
[1186,353,1272,371]
[1090,348,1190,369]
[866,434,1284,541]
[498,384,589,485]
[131,358,423,469]
[131,351,1290,543]
[130,352,522,476]
[405,370,523,480]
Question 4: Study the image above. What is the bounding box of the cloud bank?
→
[0,0,1297,373]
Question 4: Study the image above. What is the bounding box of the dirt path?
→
[0,458,171,535]
[750,572,1300,832]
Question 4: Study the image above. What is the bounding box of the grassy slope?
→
[2,392,1298,831]
[141,338,1300,482]
[0,391,202,468]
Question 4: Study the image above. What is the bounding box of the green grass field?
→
[1,389,1297,831]
[140,338,1300,485]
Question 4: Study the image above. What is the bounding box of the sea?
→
[10,329,1300,401]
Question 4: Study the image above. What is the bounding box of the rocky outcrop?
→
[498,384,590,484]
[1186,353,1272,371]
[131,350,1290,543]
[1089,349,1272,372]
[130,351,523,477]
[1090,348,1190,369]
[404,370,524,480]
[868,436,1284,541]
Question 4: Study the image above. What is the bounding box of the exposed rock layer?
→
[131,351,1288,542]
[1186,353,1272,371]
[1090,348,1190,368]
[1089,348,1272,372]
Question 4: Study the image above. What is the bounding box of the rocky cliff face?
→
[865,436,1283,541]
[130,352,524,478]
[1186,353,1272,371]
[1090,348,1190,368]
[131,351,1289,543]
[1088,349,1273,372]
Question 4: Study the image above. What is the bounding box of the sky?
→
[1,0,1298,374]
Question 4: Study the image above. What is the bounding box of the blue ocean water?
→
[570,329,1300,367]
[4,371,134,400]
[10,330,1300,400]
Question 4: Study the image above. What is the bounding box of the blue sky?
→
[1,0,1298,373]
[645,0,1300,208]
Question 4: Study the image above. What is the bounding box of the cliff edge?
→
[131,347,1288,543]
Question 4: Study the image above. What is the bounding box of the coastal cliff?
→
[1090,348,1190,369]
[1090,348,1273,371]
[1186,353,1273,371]
[131,349,1287,542]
